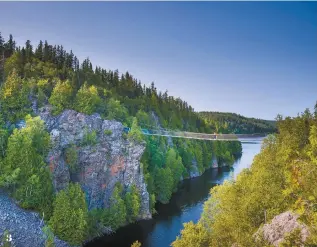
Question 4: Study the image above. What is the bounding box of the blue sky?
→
[0,2,316,120]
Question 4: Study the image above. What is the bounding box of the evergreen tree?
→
[102,183,127,229]
[74,83,101,115]
[125,184,141,223]
[166,148,185,191]
[48,79,73,115]
[49,183,88,246]
[0,69,31,122]
[4,34,15,58]
[128,117,143,142]
[0,115,53,217]
[35,40,43,61]
[154,167,173,203]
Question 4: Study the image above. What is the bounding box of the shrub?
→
[128,117,143,143]
[82,129,97,146]
[65,145,78,172]
[104,129,112,136]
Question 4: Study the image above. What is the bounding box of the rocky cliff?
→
[39,106,151,219]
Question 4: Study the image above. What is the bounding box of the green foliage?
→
[200,111,277,134]
[0,115,53,217]
[154,167,173,203]
[75,83,101,115]
[101,183,127,229]
[171,222,209,247]
[140,135,241,206]
[48,79,73,115]
[0,69,31,122]
[65,144,78,172]
[82,129,97,146]
[131,240,142,247]
[279,228,304,247]
[125,184,141,223]
[37,87,46,107]
[166,148,185,191]
[103,129,112,136]
[128,117,143,142]
[149,193,156,214]
[49,183,88,246]
[86,209,104,240]
[106,98,128,121]
[173,106,317,247]
[42,226,55,247]
[0,128,8,158]
[0,35,250,241]
[122,132,128,140]
[136,110,151,127]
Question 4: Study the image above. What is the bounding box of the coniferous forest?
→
[0,33,249,246]
[1,1,315,247]
[0,27,314,247]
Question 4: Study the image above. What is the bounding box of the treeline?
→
[199,111,277,134]
[0,33,210,132]
[0,32,242,246]
[172,106,317,247]
[0,33,276,135]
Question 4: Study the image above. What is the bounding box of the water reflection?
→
[86,138,263,247]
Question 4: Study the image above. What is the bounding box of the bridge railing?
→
[123,126,265,141]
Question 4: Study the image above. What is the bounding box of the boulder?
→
[256,211,310,247]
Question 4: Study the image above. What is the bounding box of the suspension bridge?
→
[123,127,267,142]
[13,119,266,142]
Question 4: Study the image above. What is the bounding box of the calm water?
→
[86,138,263,247]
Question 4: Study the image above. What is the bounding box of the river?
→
[85,138,263,247]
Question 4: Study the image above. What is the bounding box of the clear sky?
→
[0,2,316,120]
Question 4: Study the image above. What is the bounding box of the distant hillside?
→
[199,111,277,134]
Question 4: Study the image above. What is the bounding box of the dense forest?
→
[0,33,248,246]
[172,106,317,247]
[199,111,277,134]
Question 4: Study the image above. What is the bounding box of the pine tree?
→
[35,40,43,61]
[4,34,15,58]
[125,184,141,223]
[43,40,49,62]
[1,115,53,216]
[25,40,33,62]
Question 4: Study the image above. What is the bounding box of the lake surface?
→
[86,138,263,247]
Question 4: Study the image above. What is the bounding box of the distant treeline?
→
[199,111,277,134]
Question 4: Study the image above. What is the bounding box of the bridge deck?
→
[123,127,266,141]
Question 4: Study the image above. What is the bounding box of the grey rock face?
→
[0,193,69,247]
[39,106,151,219]
[256,211,310,247]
